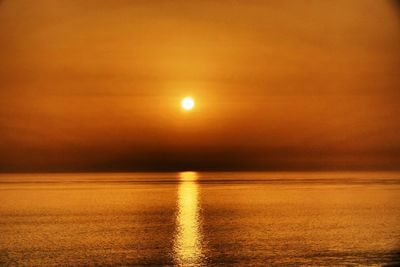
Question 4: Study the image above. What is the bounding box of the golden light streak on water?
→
[174,172,205,266]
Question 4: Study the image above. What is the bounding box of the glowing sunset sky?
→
[0,0,399,172]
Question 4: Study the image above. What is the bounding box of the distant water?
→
[0,172,399,266]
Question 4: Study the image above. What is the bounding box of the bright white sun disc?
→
[181,97,195,110]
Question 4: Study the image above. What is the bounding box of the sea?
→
[0,171,399,266]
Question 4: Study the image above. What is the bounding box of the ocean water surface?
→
[0,171,399,266]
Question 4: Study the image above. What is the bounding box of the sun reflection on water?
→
[174,172,205,266]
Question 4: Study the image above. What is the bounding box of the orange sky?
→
[0,0,399,172]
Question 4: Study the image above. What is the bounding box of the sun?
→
[181,97,195,111]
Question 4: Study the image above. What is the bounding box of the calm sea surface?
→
[0,172,399,266]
